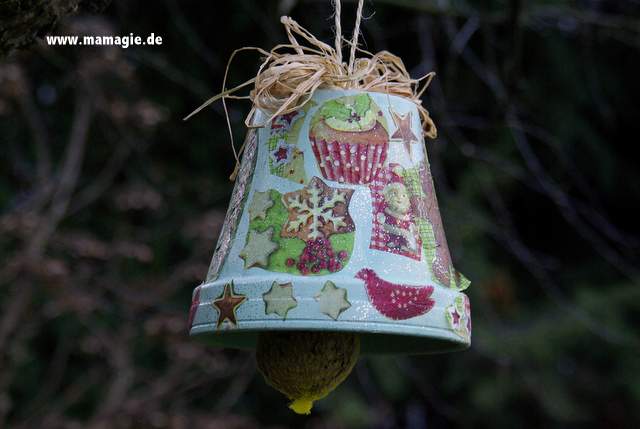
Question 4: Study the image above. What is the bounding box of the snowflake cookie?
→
[281,177,355,242]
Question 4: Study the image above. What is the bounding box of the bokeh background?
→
[1,0,639,428]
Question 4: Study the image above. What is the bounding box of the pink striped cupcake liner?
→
[310,138,388,184]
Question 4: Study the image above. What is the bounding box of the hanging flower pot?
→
[186,0,470,414]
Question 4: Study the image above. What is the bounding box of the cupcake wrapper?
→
[311,138,388,184]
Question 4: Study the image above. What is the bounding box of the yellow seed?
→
[256,331,360,414]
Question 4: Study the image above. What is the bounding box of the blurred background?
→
[1,0,639,428]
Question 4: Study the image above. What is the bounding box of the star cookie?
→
[248,191,274,221]
[239,227,278,268]
[315,281,351,320]
[263,281,298,319]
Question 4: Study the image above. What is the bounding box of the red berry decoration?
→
[286,258,295,267]
[294,237,350,275]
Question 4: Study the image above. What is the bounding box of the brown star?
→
[212,282,246,328]
[390,109,419,158]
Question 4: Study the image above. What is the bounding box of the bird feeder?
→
[186,4,471,414]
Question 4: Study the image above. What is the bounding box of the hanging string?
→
[333,0,342,65]
[185,0,437,181]
[348,0,364,75]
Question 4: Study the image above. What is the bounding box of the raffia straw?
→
[184,0,437,181]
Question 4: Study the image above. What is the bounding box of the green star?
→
[263,281,298,319]
[248,191,274,220]
[239,227,278,268]
[315,281,351,320]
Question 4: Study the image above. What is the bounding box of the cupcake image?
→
[309,93,389,184]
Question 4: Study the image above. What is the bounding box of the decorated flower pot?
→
[189,89,471,355]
